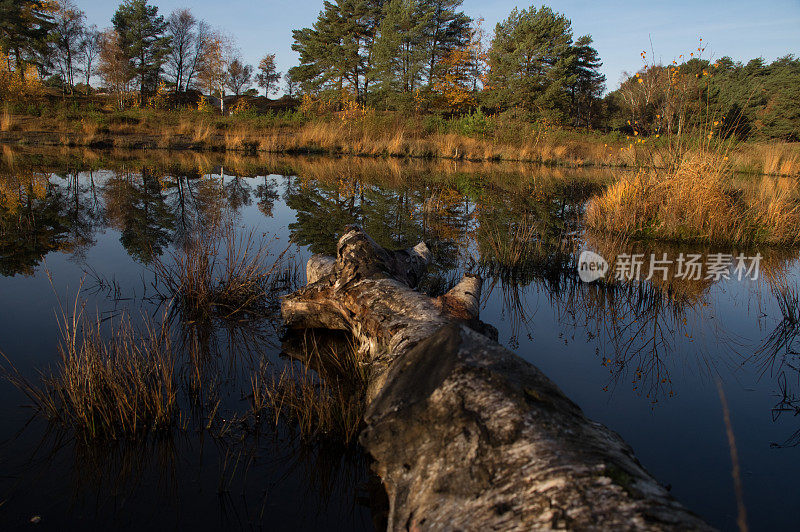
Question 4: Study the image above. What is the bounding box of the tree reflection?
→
[285,178,360,255]
[220,167,253,212]
[103,167,175,264]
[256,175,280,218]
[58,168,104,260]
[0,169,70,275]
[473,175,593,347]
[6,150,800,416]
[284,174,469,286]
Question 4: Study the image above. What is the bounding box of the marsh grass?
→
[2,297,179,441]
[3,101,798,174]
[586,45,800,244]
[482,218,538,272]
[477,214,579,347]
[152,225,297,322]
[753,277,800,382]
[585,152,800,245]
[252,332,368,445]
[773,281,800,326]
[733,143,800,177]
[1,103,12,132]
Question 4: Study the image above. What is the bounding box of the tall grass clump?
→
[586,43,800,245]
[3,302,178,441]
[251,333,368,445]
[1,103,12,131]
[585,151,800,245]
[481,217,538,273]
[152,225,296,321]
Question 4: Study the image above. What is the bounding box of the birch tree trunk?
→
[282,226,712,531]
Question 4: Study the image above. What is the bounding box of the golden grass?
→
[152,224,295,321]
[252,333,368,444]
[1,107,797,174]
[3,300,178,441]
[732,142,800,176]
[276,120,611,165]
[188,119,211,143]
[1,104,12,132]
[79,118,99,144]
[481,217,538,271]
[585,152,800,244]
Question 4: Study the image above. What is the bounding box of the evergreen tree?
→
[373,0,432,97]
[425,0,471,85]
[111,0,171,100]
[752,55,799,140]
[569,35,605,127]
[290,0,385,99]
[0,0,54,78]
[486,6,577,121]
[605,54,800,140]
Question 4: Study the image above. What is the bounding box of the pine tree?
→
[486,6,577,121]
[290,0,385,100]
[0,0,54,78]
[373,0,432,96]
[111,0,171,100]
[756,55,800,141]
[569,35,605,127]
[425,0,471,86]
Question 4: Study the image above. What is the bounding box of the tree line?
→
[1,0,281,107]
[290,2,605,126]
[607,53,800,141]
[1,0,797,140]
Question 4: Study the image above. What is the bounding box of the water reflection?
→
[0,168,72,275]
[1,148,797,404]
[1,147,800,529]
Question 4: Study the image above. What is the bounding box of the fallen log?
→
[282,226,711,531]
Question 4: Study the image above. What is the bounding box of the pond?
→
[0,148,798,530]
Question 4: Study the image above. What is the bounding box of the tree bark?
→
[281,226,712,531]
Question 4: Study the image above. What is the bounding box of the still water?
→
[0,149,798,530]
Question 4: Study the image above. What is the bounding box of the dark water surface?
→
[0,149,798,531]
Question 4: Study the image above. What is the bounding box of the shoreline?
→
[1,129,798,177]
[2,110,798,177]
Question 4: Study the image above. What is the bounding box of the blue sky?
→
[77,0,800,93]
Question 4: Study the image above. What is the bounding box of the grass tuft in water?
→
[152,224,297,322]
[251,332,368,445]
[3,299,178,441]
[585,152,800,245]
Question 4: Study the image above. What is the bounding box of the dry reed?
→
[3,298,178,441]
[4,106,798,175]
[585,152,800,245]
[252,333,368,444]
[152,225,296,321]
[1,104,12,132]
